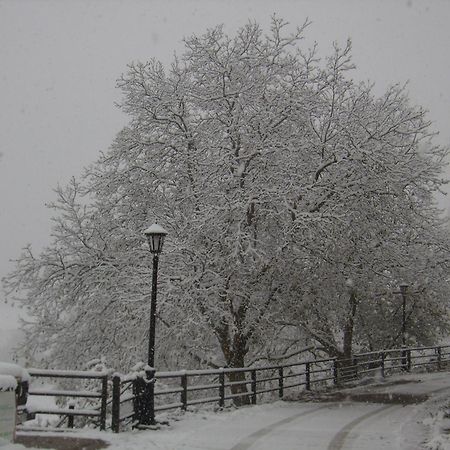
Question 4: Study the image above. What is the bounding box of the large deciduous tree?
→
[4,18,449,381]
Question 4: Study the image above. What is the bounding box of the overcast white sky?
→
[1,0,450,327]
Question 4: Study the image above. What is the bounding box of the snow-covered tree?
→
[4,18,449,381]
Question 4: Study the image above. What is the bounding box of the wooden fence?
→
[15,344,450,432]
[16,368,108,432]
[110,344,450,432]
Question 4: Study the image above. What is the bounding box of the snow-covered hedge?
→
[0,362,30,383]
[0,374,16,391]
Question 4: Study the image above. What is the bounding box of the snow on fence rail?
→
[15,344,450,432]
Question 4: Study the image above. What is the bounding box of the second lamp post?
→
[399,282,409,348]
[398,282,409,371]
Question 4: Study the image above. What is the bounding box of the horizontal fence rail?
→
[15,344,450,433]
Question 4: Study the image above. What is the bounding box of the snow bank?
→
[423,406,450,449]
[0,363,30,382]
[22,382,60,429]
[0,375,16,391]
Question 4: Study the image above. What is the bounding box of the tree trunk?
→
[341,291,358,379]
[343,291,358,361]
[216,326,250,406]
[227,370,250,406]
[227,339,250,406]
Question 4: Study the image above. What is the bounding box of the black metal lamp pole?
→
[399,283,408,347]
[148,252,159,368]
[142,223,168,426]
[399,282,409,371]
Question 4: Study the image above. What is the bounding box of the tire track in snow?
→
[327,383,450,450]
[228,404,330,450]
[228,378,450,450]
[326,404,398,450]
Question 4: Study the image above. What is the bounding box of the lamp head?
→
[399,282,409,295]
[144,223,168,254]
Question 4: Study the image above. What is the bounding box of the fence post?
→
[333,359,339,385]
[406,350,412,372]
[437,347,442,370]
[111,375,121,433]
[305,363,311,391]
[132,376,144,426]
[218,369,225,408]
[181,372,188,411]
[68,402,75,428]
[278,367,284,398]
[401,348,408,371]
[353,357,358,379]
[380,352,385,378]
[132,378,138,424]
[134,370,155,426]
[99,375,108,431]
[251,370,257,405]
[145,368,156,425]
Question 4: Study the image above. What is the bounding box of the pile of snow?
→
[423,404,450,449]
[0,362,30,382]
[22,382,60,429]
[0,374,16,391]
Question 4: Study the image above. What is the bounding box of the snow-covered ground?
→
[2,371,450,449]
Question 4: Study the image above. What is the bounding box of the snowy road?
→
[226,402,424,450]
[230,403,401,450]
[221,374,450,450]
[11,372,450,450]
[181,402,420,450]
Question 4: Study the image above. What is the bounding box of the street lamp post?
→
[399,282,409,348]
[142,223,168,425]
[398,282,409,371]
